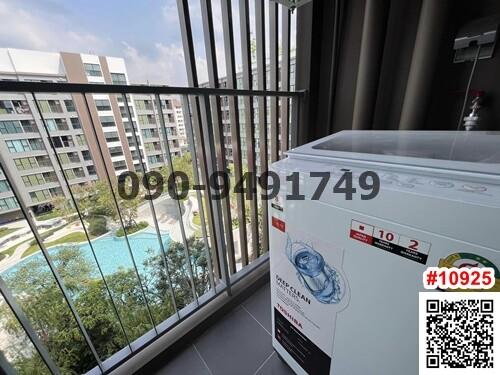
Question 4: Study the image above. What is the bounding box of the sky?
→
[0,0,295,87]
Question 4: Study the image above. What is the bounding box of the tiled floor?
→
[152,283,294,375]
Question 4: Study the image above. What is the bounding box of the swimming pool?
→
[2,227,171,277]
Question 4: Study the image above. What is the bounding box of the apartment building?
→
[0,48,186,222]
[202,57,296,168]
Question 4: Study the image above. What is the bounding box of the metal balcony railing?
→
[0,80,304,375]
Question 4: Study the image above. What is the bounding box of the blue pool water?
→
[2,227,171,277]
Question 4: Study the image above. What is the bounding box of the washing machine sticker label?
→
[285,235,346,304]
[349,219,431,264]
[271,195,284,211]
[438,252,500,292]
[271,226,350,374]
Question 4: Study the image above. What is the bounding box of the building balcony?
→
[0,77,302,375]
[0,0,305,362]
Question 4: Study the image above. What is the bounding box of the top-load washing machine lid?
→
[287,131,500,176]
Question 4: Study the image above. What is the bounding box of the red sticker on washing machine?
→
[272,217,286,232]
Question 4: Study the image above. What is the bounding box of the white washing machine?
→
[269,131,500,375]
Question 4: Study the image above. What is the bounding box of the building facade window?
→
[75,134,87,146]
[138,114,155,125]
[64,99,75,112]
[81,150,92,161]
[112,160,127,171]
[120,106,134,118]
[0,180,10,193]
[87,165,96,175]
[21,120,37,133]
[14,157,39,170]
[104,131,120,143]
[0,197,18,211]
[45,118,69,132]
[0,120,38,134]
[6,138,45,153]
[99,115,115,127]
[142,129,158,139]
[38,100,63,113]
[70,118,81,129]
[64,168,85,180]
[0,100,30,114]
[29,189,51,203]
[95,99,111,111]
[109,146,123,157]
[147,155,164,164]
[0,100,14,114]
[84,63,102,77]
[135,100,153,111]
[21,172,56,187]
[59,152,80,164]
[110,73,127,85]
[51,135,74,148]
[0,120,22,134]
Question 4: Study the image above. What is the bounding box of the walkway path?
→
[0,219,81,273]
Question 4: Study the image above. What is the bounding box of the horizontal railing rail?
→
[0,81,306,97]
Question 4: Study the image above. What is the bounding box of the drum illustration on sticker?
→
[285,235,346,304]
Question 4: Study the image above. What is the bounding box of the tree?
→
[0,237,211,374]
[158,152,195,193]
[51,195,74,221]
[0,247,140,374]
[143,236,211,311]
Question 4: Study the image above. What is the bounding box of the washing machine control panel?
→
[280,158,500,207]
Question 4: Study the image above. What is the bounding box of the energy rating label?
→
[349,219,431,264]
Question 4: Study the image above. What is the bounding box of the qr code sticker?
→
[419,292,499,375]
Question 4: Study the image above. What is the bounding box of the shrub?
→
[88,216,108,237]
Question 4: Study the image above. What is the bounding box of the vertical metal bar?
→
[179,94,215,291]
[177,0,222,283]
[269,0,279,163]
[0,348,17,375]
[198,93,232,294]
[290,96,300,149]
[280,7,291,157]
[0,277,60,375]
[295,2,313,146]
[200,0,237,273]
[255,0,269,254]
[0,160,103,372]
[239,0,259,262]
[81,93,158,333]
[221,0,248,267]
[31,93,132,351]
[123,94,185,314]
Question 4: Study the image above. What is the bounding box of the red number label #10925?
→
[423,267,495,290]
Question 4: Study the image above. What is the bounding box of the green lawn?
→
[0,227,19,239]
[22,232,88,258]
[27,223,69,247]
[115,221,148,237]
[34,211,60,221]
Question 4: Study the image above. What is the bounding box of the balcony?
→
[0,0,306,373]
[0,78,303,374]
[140,282,293,375]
